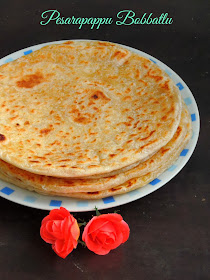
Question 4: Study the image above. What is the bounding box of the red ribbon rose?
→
[40,207,80,258]
[82,213,130,255]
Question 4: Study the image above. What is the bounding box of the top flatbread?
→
[0,40,182,177]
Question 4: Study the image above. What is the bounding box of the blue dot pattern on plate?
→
[50,200,62,207]
[5,58,14,63]
[24,50,33,55]
[149,178,161,186]
[191,114,196,122]
[102,196,115,204]
[180,149,189,156]
[168,165,177,172]
[176,82,184,90]
[150,59,156,64]
[24,196,37,203]
[165,69,172,76]
[77,201,89,207]
[184,97,192,106]
[1,187,14,195]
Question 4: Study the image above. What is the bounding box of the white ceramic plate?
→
[0,40,200,212]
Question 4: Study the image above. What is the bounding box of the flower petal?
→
[49,207,70,221]
[52,240,74,259]
[70,220,80,242]
[41,215,50,226]
[96,232,107,245]
[99,221,116,234]
[120,220,130,243]
[90,246,111,256]
[88,219,109,234]
[61,217,71,238]
[99,213,123,223]
[83,232,101,252]
[105,232,123,250]
[51,220,63,240]
[40,224,55,244]
[54,239,65,254]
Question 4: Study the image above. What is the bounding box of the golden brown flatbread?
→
[0,105,191,198]
[0,41,182,178]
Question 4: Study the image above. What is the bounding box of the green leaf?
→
[78,240,87,248]
[94,206,101,216]
[78,222,87,227]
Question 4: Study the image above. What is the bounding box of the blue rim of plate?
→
[0,40,200,212]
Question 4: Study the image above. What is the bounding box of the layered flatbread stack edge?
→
[0,41,192,199]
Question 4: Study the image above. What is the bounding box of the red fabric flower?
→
[82,213,130,255]
[40,207,80,258]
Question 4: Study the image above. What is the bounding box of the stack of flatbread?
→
[0,41,192,199]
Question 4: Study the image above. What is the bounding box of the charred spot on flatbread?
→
[16,72,44,88]
[0,134,6,141]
